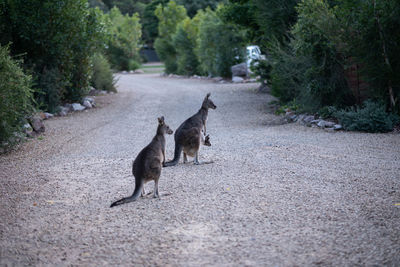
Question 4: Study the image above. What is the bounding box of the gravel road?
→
[1,73,399,266]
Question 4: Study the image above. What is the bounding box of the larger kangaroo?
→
[110,116,173,208]
[164,93,216,167]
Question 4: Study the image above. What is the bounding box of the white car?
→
[246,45,265,68]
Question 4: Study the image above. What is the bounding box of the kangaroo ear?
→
[206,93,211,98]
[158,117,164,125]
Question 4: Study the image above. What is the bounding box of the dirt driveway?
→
[1,73,399,266]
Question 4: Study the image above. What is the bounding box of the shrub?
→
[335,100,399,133]
[1,1,107,111]
[0,45,34,147]
[90,53,116,92]
[154,1,187,74]
[268,0,354,112]
[106,7,142,71]
[197,7,245,77]
[172,14,202,76]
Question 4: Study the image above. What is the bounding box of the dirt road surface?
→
[1,73,399,266]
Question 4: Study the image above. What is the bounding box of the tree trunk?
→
[373,0,396,109]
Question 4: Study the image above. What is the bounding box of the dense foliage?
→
[0,45,34,146]
[154,1,187,73]
[335,100,399,132]
[197,8,245,77]
[90,53,116,92]
[105,6,142,71]
[1,0,107,112]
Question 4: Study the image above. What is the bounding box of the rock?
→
[311,119,320,125]
[29,116,45,133]
[57,106,70,116]
[134,69,144,74]
[72,103,86,111]
[83,97,95,108]
[22,123,33,136]
[324,127,335,132]
[122,71,128,74]
[334,124,343,130]
[129,70,134,74]
[83,97,95,104]
[231,63,248,77]
[44,112,54,119]
[303,115,315,124]
[317,120,335,128]
[212,77,223,82]
[232,76,244,83]
[82,100,92,109]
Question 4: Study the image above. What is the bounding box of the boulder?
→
[231,63,248,77]
[232,76,244,83]
[303,115,315,124]
[57,106,70,116]
[83,97,95,108]
[334,124,343,131]
[134,69,144,74]
[212,77,223,82]
[72,103,86,111]
[317,120,335,128]
[44,112,54,119]
[29,116,45,133]
[82,100,92,109]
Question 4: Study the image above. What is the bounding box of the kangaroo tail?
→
[110,179,143,208]
[164,144,182,167]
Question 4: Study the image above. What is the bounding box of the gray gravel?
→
[1,73,399,266]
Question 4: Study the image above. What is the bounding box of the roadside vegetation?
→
[0,0,399,150]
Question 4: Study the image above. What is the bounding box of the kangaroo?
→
[164,93,216,167]
[110,116,173,208]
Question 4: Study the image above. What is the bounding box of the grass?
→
[140,63,165,74]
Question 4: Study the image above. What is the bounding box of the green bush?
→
[197,7,245,77]
[1,1,107,112]
[154,1,188,74]
[128,60,141,71]
[90,53,116,92]
[268,0,353,112]
[335,100,399,133]
[0,45,34,147]
[172,14,202,75]
[106,6,142,71]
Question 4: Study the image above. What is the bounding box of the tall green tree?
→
[335,0,400,111]
[106,6,142,70]
[197,7,245,77]
[154,0,187,73]
[172,11,204,75]
[0,0,107,111]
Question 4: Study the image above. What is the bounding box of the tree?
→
[0,0,107,111]
[172,12,203,75]
[106,6,142,70]
[197,7,245,77]
[335,0,400,111]
[154,1,187,73]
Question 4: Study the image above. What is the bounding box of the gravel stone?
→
[1,73,399,266]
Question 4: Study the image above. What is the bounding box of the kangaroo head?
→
[202,93,217,110]
[157,116,173,135]
[204,134,211,146]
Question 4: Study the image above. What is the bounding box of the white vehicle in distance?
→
[246,45,265,69]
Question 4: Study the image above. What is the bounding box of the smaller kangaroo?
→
[110,116,173,208]
[164,93,216,166]
[183,131,211,163]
